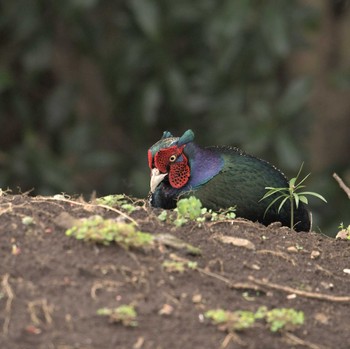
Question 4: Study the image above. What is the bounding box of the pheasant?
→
[148,130,311,232]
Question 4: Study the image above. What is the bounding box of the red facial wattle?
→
[151,145,190,189]
[169,158,190,188]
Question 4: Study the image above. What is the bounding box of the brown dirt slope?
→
[0,194,349,349]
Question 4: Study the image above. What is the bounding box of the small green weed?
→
[158,197,236,227]
[65,215,154,249]
[157,210,168,222]
[205,309,256,331]
[260,163,327,229]
[266,308,305,332]
[295,243,304,251]
[97,304,138,326]
[207,207,236,221]
[22,216,35,225]
[176,196,203,220]
[96,194,138,214]
[337,223,350,240]
[162,259,198,273]
[205,306,304,333]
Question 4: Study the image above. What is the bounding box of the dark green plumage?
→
[148,130,311,232]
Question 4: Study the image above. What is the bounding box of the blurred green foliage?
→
[0,1,347,234]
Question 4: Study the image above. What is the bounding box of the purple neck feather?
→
[184,142,223,188]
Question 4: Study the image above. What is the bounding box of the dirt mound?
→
[1,194,349,349]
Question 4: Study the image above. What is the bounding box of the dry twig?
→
[198,267,350,303]
[284,332,326,349]
[333,173,350,199]
[1,274,14,335]
[221,332,246,348]
[39,196,139,226]
[257,249,296,266]
[28,299,53,326]
[197,268,264,293]
[90,280,122,300]
[249,276,350,303]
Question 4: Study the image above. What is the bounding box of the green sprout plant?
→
[205,309,256,331]
[97,304,138,327]
[22,216,35,226]
[266,308,305,332]
[162,259,198,273]
[208,207,236,221]
[96,194,138,214]
[65,215,154,249]
[205,306,304,333]
[174,196,203,226]
[158,196,236,227]
[260,163,327,229]
[336,223,350,240]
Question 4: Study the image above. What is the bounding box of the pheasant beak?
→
[150,168,167,193]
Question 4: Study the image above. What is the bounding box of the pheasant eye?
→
[169,155,177,162]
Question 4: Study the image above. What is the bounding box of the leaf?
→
[263,194,286,217]
[277,196,289,213]
[261,4,289,57]
[298,195,308,204]
[129,0,160,40]
[208,1,250,45]
[289,177,297,188]
[296,173,311,188]
[278,78,311,117]
[295,162,304,180]
[157,211,167,221]
[260,187,287,201]
[298,192,327,203]
[293,193,299,209]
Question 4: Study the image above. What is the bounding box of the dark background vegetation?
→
[0,0,349,236]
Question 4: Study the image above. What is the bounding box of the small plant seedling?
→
[96,194,138,214]
[266,308,304,332]
[295,243,304,251]
[162,259,198,273]
[207,207,237,221]
[176,196,203,220]
[337,223,350,240]
[173,196,204,226]
[97,304,138,327]
[205,309,256,331]
[157,197,236,227]
[205,306,304,333]
[22,216,35,225]
[162,260,186,273]
[260,163,327,229]
[157,210,168,221]
[65,215,154,249]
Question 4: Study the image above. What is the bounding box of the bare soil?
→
[0,194,350,349]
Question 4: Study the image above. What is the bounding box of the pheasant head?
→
[148,130,195,193]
